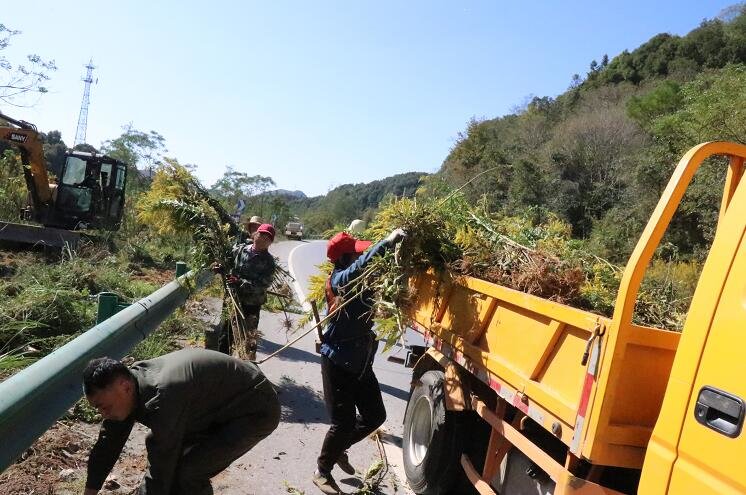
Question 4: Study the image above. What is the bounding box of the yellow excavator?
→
[0,111,129,247]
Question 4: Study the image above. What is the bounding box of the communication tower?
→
[74,59,96,146]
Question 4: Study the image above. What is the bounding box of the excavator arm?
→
[0,112,53,209]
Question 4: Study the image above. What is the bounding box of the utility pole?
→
[74,59,96,147]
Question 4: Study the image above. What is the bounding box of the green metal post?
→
[96,292,119,324]
[175,261,188,278]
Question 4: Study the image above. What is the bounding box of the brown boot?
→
[312,470,342,495]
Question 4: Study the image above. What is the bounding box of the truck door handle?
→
[694,386,745,438]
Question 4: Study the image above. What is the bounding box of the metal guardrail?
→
[0,267,214,473]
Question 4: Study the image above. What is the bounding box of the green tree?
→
[100,125,167,175]
[267,196,293,229]
[72,143,97,153]
[636,64,746,253]
[677,19,727,69]
[650,65,746,149]
[508,159,545,210]
[209,167,275,217]
[627,80,683,128]
[42,130,67,177]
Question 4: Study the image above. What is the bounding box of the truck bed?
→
[408,270,680,468]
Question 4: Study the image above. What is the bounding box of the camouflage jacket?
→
[231,243,276,306]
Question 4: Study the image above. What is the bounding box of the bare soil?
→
[0,422,148,495]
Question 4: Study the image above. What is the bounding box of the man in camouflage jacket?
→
[220,223,277,356]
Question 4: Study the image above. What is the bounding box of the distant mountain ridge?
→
[247,171,428,235]
[265,189,307,199]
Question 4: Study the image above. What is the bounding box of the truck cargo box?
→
[408,269,680,468]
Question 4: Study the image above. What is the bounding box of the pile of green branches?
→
[137,161,239,272]
[304,182,694,347]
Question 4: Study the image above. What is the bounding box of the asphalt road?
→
[213,240,419,495]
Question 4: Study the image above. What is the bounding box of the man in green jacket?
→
[82,348,280,495]
[221,223,277,358]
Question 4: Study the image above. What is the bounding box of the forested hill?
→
[438,6,746,263]
[262,171,428,234]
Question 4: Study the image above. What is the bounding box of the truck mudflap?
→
[467,397,626,495]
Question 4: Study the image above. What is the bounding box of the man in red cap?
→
[312,227,405,494]
[219,223,277,359]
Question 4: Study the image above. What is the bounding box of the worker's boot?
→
[312,469,342,495]
[336,451,356,475]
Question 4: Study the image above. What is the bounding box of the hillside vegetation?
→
[300,7,746,339]
[269,171,428,235]
[438,7,746,263]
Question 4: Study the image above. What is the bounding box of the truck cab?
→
[639,144,746,494]
[284,220,304,240]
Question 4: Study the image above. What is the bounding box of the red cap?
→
[256,223,275,241]
[327,232,372,262]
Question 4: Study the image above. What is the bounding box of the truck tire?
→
[403,370,464,494]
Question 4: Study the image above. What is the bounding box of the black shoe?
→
[312,470,342,495]
[336,451,356,475]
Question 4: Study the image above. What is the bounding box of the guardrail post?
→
[96,292,131,324]
[96,292,119,324]
[175,261,188,278]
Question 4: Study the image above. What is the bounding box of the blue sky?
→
[1,1,735,196]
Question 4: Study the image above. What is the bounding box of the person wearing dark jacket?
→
[312,228,405,495]
[82,348,280,495]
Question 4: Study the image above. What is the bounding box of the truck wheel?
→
[403,370,464,494]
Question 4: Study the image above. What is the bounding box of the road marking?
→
[287,242,313,312]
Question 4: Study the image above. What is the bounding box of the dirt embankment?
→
[0,422,149,495]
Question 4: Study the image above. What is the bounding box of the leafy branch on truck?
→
[302,177,693,351]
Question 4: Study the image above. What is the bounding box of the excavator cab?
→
[53,151,128,230]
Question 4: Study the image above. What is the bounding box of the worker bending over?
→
[82,348,280,495]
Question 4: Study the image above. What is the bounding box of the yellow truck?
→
[400,142,746,494]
